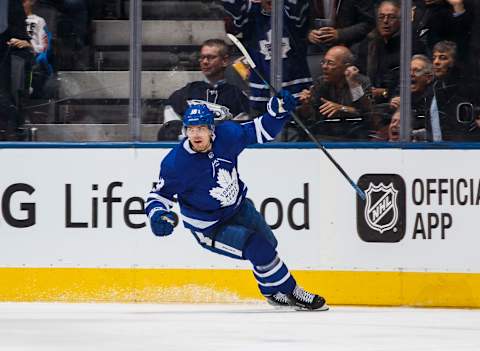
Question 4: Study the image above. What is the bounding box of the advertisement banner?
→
[1,147,479,273]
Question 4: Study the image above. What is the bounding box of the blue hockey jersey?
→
[222,0,312,112]
[145,112,289,235]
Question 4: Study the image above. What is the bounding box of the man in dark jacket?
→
[427,41,480,141]
[353,0,401,104]
[389,54,434,140]
[298,45,372,140]
[0,0,31,141]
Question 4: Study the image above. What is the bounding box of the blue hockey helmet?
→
[183,104,215,128]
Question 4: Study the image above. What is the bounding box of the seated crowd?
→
[1,0,480,142]
[222,0,480,142]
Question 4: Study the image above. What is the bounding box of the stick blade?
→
[226,33,257,69]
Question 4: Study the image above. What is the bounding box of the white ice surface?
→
[0,303,479,351]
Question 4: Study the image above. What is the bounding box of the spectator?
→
[353,0,401,104]
[387,108,400,141]
[298,45,372,140]
[222,0,312,114]
[467,0,480,76]
[307,0,375,49]
[0,0,31,141]
[18,0,48,55]
[15,0,52,97]
[387,108,429,142]
[389,54,433,140]
[158,39,250,141]
[427,40,479,141]
[412,0,474,64]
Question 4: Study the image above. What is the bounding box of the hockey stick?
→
[161,213,179,227]
[227,34,366,200]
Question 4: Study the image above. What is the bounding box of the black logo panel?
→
[357,174,406,242]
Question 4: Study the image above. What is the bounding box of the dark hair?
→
[201,39,230,58]
[432,40,457,61]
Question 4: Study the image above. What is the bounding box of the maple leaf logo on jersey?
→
[153,177,165,192]
[259,30,291,61]
[209,168,239,207]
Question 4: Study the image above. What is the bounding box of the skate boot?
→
[286,285,329,311]
[265,292,290,308]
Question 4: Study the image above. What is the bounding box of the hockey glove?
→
[149,209,176,237]
[267,89,296,118]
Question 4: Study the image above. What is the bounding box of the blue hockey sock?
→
[244,235,296,296]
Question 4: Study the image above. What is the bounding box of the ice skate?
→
[286,285,329,311]
[265,292,291,308]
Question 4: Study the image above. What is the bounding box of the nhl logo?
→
[356,174,406,243]
[364,182,398,233]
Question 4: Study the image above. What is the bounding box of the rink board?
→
[0,144,480,307]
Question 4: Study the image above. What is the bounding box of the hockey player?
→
[145,90,328,311]
[222,0,312,113]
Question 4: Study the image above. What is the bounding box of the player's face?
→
[377,3,400,39]
[410,59,432,93]
[186,125,213,153]
[432,50,454,79]
[388,111,400,142]
[199,45,227,81]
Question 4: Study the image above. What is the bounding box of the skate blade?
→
[267,302,296,310]
[293,303,330,312]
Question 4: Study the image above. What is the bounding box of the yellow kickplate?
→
[0,268,479,307]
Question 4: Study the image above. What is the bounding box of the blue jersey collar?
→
[183,139,197,154]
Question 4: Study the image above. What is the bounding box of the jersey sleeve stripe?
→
[182,215,219,229]
[254,117,274,142]
[248,96,270,102]
[254,118,264,143]
[249,82,270,89]
[146,193,174,207]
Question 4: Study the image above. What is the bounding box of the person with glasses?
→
[353,0,401,104]
[158,39,250,141]
[297,45,372,141]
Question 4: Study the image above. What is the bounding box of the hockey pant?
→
[190,199,296,296]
